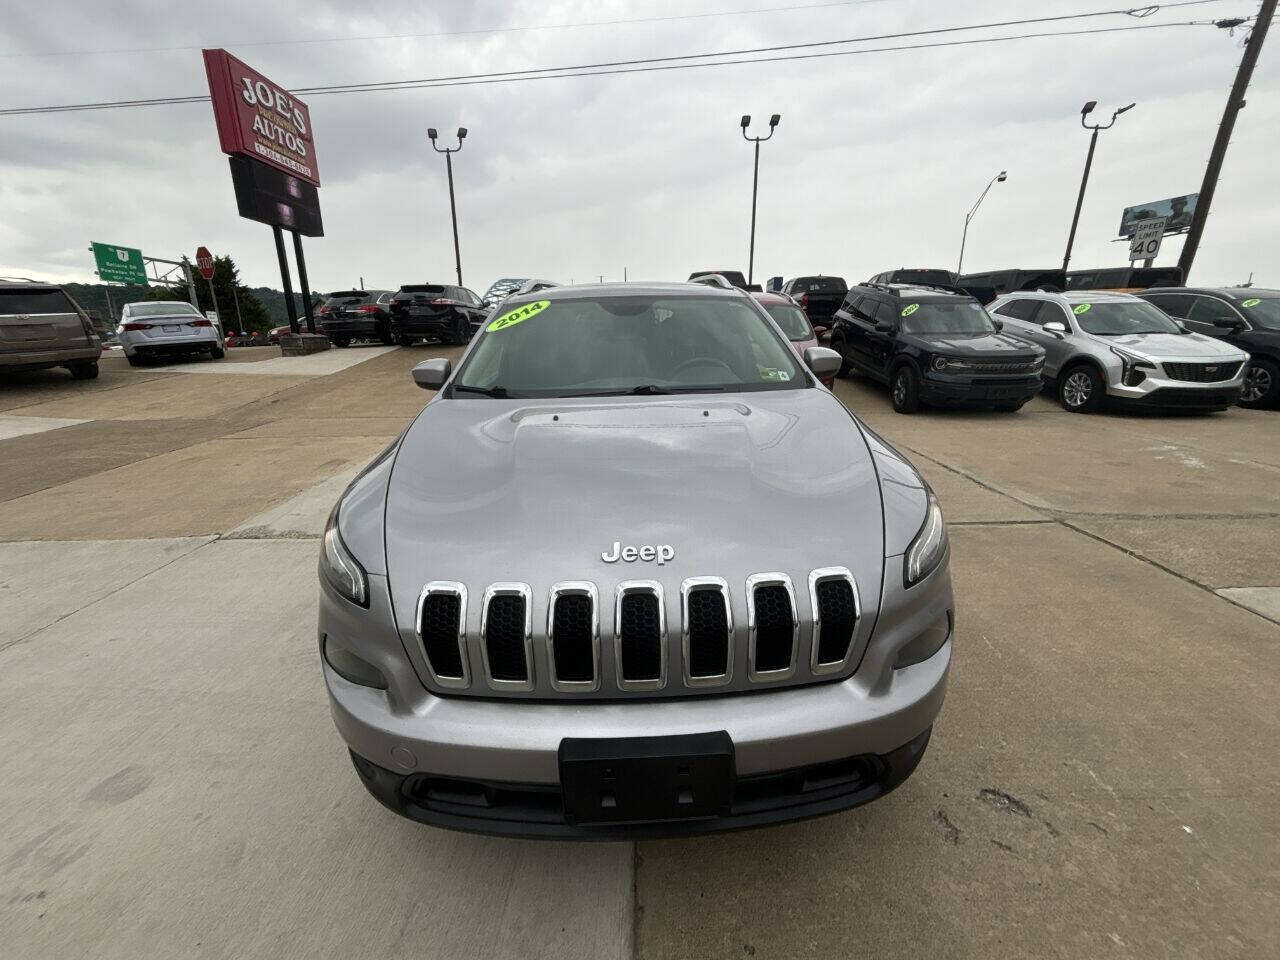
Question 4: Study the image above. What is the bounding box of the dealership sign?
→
[202,49,319,185]
[1118,194,1197,238]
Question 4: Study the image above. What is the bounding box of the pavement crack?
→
[933,808,961,844]
[977,788,1032,817]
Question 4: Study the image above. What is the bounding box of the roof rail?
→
[689,273,737,290]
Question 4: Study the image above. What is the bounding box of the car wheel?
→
[396,333,413,347]
[830,337,852,378]
[126,353,144,367]
[890,365,920,414]
[1059,364,1103,413]
[69,361,99,380]
[1239,357,1279,409]
[332,338,350,348]
[379,323,394,346]
[210,346,225,359]
[453,318,469,345]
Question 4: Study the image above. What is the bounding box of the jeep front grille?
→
[1163,360,1241,383]
[748,574,797,680]
[810,568,860,673]
[481,584,533,690]
[415,582,469,688]
[615,582,665,689]
[683,578,732,685]
[415,568,863,697]
[548,583,598,690]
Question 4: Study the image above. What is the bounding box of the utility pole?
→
[1178,4,1275,282]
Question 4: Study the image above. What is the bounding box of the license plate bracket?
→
[559,732,734,825]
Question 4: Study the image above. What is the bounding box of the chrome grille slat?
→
[480,583,534,691]
[682,577,733,687]
[808,567,860,675]
[415,581,470,689]
[614,580,666,691]
[547,581,599,692]
[746,573,798,681]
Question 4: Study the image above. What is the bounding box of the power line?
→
[0,5,1238,117]
[0,0,898,60]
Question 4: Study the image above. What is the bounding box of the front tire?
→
[396,332,413,347]
[379,322,394,346]
[332,338,350,348]
[210,346,225,359]
[831,337,853,378]
[891,365,921,414]
[1239,358,1278,409]
[69,361,99,380]
[1059,364,1103,413]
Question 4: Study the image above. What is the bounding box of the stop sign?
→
[195,246,215,280]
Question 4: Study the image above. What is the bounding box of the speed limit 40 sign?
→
[1129,217,1166,262]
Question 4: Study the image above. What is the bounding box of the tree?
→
[187,255,271,332]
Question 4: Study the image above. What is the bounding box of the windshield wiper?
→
[578,384,728,396]
[452,384,510,397]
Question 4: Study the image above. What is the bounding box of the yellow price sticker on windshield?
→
[1242,298,1261,308]
[901,303,920,317]
[1074,304,1092,315]
[487,299,550,332]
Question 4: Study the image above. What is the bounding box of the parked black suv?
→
[319,290,394,346]
[780,276,847,330]
[1139,287,1280,408]
[868,268,956,288]
[389,284,487,345]
[830,283,1045,413]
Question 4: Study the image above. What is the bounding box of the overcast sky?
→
[2,0,1276,296]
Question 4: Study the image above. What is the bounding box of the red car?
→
[751,291,834,388]
[267,322,324,345]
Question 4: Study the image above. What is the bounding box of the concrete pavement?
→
[2,345,1277,958]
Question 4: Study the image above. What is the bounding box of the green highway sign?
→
[91,242,147,285]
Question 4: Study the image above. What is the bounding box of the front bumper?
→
[1105,368,1246,410]
[919,373,1042,406]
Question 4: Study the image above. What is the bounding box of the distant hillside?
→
[60,281,321,328]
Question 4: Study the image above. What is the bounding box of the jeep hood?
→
[382,390,886,630]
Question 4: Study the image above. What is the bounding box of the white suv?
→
[990,290,1249,413]
[119,301,223,366]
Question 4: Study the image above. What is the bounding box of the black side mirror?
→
[992,318,1004,331]
[1222,318,1246,333]
[874,320,894,333]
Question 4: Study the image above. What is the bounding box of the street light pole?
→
[429,126,468,287]
[957,170,1007,275]
[741,113,780,286]
[1062,100,1135,272]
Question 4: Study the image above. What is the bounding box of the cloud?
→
[2,0,1276,296]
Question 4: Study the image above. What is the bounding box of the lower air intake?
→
[484,593,529,682]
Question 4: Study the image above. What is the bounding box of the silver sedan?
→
[118,300,224,366]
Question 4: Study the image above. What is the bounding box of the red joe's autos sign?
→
[202,49,319,186]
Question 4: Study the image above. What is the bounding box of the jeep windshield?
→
[452,294,805,398]
[898,301,995,335]
[1073,301,1181,336]
[1238,296,1280,330]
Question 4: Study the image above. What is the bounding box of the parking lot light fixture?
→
[957,170,1007,275]
[741,112,781,285]
[429,126,466,286]
[1062,100,1137,271]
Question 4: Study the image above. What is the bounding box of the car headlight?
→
[320,503,368,607]
[930,355,971,373]
[1110,346,1155,387]
[904,490,948,588]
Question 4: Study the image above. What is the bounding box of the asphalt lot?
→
[2,346,1277,959]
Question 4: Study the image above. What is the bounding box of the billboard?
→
[203,49,319,186]
[1118,194,1197,237]
[229,156,324,237]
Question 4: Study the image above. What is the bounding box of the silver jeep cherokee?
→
[989,290,1249,413]
[318,283,953,838]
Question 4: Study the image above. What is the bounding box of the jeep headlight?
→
[904,491,948,588]
[320,503,368,607]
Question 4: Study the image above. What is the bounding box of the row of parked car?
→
[692,269,1275,414]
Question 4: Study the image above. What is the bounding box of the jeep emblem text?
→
[601,542,675,565]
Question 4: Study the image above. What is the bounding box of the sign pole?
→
[181,258,200,310]
[104,285,116,324]
[273,225,299,334]
[206,276,221,330]
[291,230,316,334]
